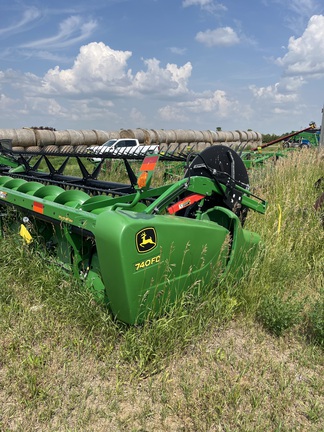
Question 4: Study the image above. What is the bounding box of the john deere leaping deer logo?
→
[136,228,157,253]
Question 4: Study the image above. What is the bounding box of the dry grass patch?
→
[1,318,323,432]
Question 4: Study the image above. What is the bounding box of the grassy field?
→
[0,148,323,431]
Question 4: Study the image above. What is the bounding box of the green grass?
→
[0,148,323,431]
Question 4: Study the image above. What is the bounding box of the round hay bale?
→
[191,131,204,142]
[186,130,201,143]
[126,128,147,143]
[16,129,37,147]
[0,129,19,146]
[236,130,248,142]
[120,129,135,138]
[80,130,98,146]
[149,130,159,143]
[173,129,187,143]
[254,131,262,142]
[163,130,177,144]
[191,130,203,142]
[223,131,234,142]
[231,131,241,141]
[94,130,114,144]
[35,129,55,147]
[54,130,70,146]
[145,129,158,145]
[214,131,227,143]
[66,130,84,146]
[109,130,121,139]
[131,128,150,144]
[151,129,168,144]
[247,130,261,142]
[201,130,216,143]
[25,146,42,152]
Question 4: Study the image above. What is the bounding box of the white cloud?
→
[0,42,194,128]
[0,93,15,109]
[159,90,238,122]
[21,50,72,62]
[276,15,324,77]
[287,0,319,16]
[164,62,192,95]
[182,0,227,13]
[47,99,67,117]
[0,7,41,37]
[40,43,192,98]
[183,90,237,115]
[279,76,305,92]
[249,77,303,103]
[130,108,146,124]
[195,27,240,47]
[169,47,187,55]
[21,16,97,49]
[271,0,321,32]
[42,42,132,95]
[183,0,213,5]
[159,105,188,122]
[246,13,323,127]
[1,49,241,128]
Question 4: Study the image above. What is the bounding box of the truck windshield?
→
[103,139,117,147]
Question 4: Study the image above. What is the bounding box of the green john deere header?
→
[0,142,267,324]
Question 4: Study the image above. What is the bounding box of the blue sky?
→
[0,0,323,134]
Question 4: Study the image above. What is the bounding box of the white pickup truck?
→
[87,138,159,162]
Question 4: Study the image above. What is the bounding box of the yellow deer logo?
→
[136,228,157,253]
[140,232,156,248]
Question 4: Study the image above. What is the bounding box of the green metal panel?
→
[93,208,257,324]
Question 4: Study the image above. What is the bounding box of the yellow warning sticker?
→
[19,224,33,244]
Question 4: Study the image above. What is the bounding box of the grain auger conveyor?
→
[0,141,267,324]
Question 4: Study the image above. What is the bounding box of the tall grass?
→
[0,148,323,431]
[241,149,324,342]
